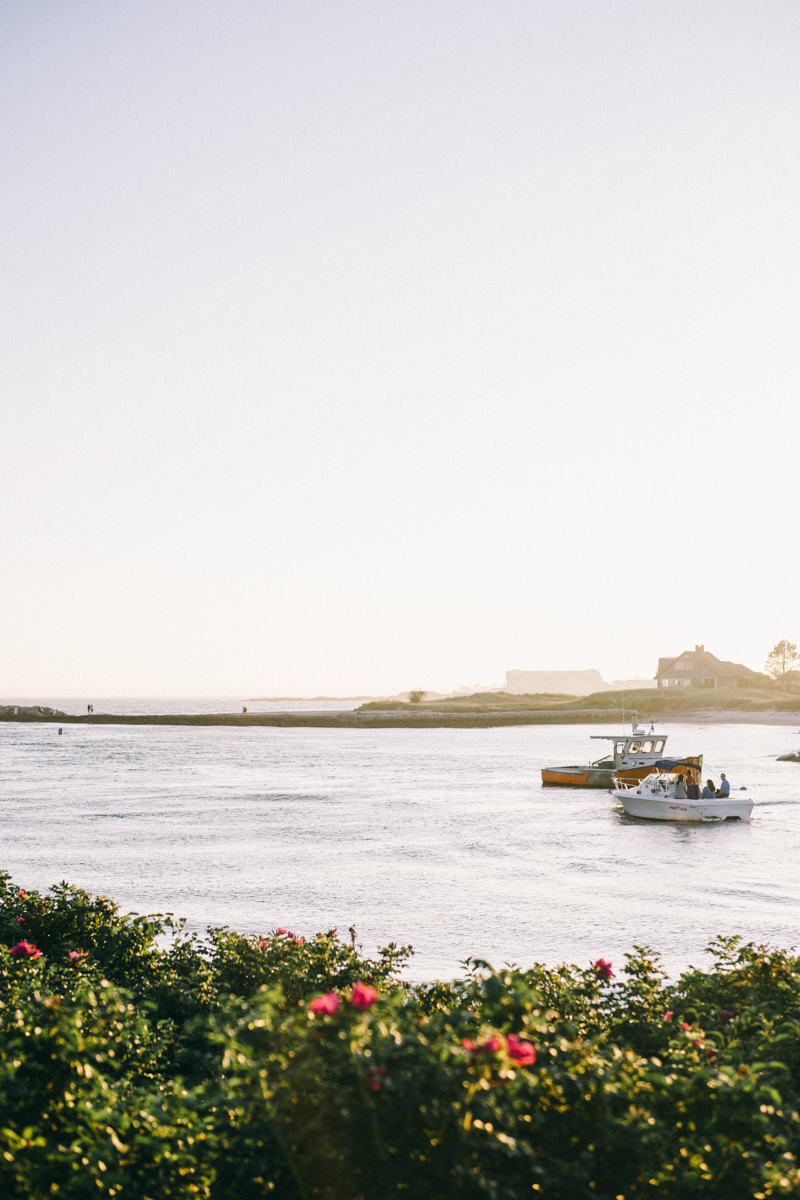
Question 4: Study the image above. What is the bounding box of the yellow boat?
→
[542,724,701,789]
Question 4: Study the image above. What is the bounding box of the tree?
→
[408,690,425,704]
[765,640,799,681]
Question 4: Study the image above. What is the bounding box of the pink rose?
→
[296,937,305,945]
[351,981,378,1010]
[506,1033,536,1066]
[680,1022,690,1031]
[463,1035,503,1054]
[259,939,269,949]
[68,950,86,962]
[276,928,287,935]
[309,992,340,1015]
[662,1011,674,1022]
[365,1066,387,1092]
[719,1009,734,1021]
[9,941,41,960]
[16,917,24,925]
[18,890,27,899]
[593,959,613,980]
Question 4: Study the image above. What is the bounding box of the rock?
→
[0,705,67,720]
[777,752,800,762]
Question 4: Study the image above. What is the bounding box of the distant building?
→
[609,678,657,691]
[505,669,606,696]
[655,645,757,689]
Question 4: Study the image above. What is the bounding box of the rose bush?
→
[0,872,799,1198]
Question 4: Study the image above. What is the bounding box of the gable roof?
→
[655,649,756,680]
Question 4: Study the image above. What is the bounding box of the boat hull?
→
[613,790,753,822]
[542,767,615,788]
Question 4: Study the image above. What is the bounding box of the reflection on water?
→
[0,719,798,979]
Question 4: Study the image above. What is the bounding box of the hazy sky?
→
[2,1,798,697]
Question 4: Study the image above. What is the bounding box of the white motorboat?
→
[613,772,753,822]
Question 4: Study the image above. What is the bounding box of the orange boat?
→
[542,724,701,789]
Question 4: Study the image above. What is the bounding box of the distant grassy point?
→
[358,686,800,718]
[2,686,798,729]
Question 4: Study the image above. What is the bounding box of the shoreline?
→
[2,707,799,728]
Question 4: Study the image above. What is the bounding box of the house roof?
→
[655,650,757,680]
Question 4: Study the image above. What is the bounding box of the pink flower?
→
[309,992,340,1015]
[680,1022,690,1031]
[16,917,24,925]
[286,931,296,939]
[68,950,86,963]
[351,981,378,1010]
[593,959,613,980]
[276,927,287,935]
[662,1011,674,1022]
[17,890,27,899]
[506,1033,537,1066]
[719,1009,734,1021]
[9,941,41,960]
[463,1035,503,1054]
[296,937,305,945]
[365,1066,387,1092]
[259,939,269,949]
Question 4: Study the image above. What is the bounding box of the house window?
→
[702,678,716,688]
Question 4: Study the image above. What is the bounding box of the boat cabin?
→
[589,733,667,770]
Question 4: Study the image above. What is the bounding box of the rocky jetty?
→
[777,751,800,762]
[0,706,630,729]
[0,704,67,720]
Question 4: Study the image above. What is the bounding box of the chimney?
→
[695,644,704,652]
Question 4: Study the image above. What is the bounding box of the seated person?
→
[674,776,687,798]
[716,772,730,797]
[701,779,716,798]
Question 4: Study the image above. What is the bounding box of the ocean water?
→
[1,716,798,981]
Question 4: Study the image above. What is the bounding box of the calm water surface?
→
[1,718,798,980]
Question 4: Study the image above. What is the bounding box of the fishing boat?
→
[613,772,753,822]
[541,720,701,789]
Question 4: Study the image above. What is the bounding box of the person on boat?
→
[701,779,716,798]
[716,773,730,798]
[674,776,687,798]
[685,770,699,799]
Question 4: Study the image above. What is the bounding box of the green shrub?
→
[1,871,800,1198]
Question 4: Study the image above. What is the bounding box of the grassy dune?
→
[359,686,800,714]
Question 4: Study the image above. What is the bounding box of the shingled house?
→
[655,645,757,689]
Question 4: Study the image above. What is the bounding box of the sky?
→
[1,1,798,697]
